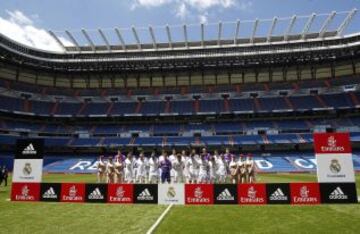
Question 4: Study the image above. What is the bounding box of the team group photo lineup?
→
[97,148,256,184]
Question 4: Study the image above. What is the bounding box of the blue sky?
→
[0,0,359,51]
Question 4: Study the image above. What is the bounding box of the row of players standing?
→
[97,148,256,184]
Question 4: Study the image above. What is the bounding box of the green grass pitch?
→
[0,173,359,234]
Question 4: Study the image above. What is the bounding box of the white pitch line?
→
[146,203,173,234]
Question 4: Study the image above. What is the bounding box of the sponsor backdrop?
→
[85,184,107,203]
[158,184,185,205]
[12,139,44,183]
[314,133,355,183]
[134,184,158,204]
[266,183,290,204]
[10,182,357,204]
[107,184,134,204]
[214,184,238,204]
[238,184,267,205]
[60,183,85,203]
[319,183,358,204]
[185,184,214,205]
[40,183,61,202]
[290,183,321,205]
[11,182,40,202]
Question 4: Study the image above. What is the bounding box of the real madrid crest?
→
[329,159,341,174]
[22,162,32,175]
[167,186,176,198]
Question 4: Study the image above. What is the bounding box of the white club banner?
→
[12,159,43,182]
[314,133,355,183]
[158,184,185,205]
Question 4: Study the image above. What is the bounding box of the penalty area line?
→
[146,203,173,234]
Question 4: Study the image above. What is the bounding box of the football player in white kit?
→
[96,155,106,183]
[229,155,238,184]
[169,149,177,182]
[237,154,246,184]
[148,151,159,184]
[246,154,256,183]
[106,157,115,184]
[208,156,217,184]
[185,151,199,184]
[181,150,189,180]
[213,150,220,161]
[172,153,185,183]
[124,152,135,183]
[198,154,209,183]
[114,155,124,183]
[136,152,147,183]
[216,154,227,183]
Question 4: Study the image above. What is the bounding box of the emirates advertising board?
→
[313,133,355,183]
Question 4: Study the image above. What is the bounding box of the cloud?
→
[176,2,189,20]
[0,10,71,52]
[130,0,253,22]
[131,0,172,10]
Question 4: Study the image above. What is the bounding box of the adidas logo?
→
[217,189,234,201]
[269,188,288,201]
[22,143,37,155]
[329,187,348,200]
[88,188,104,200]
[43,187,57,199]
[137,188,154,200]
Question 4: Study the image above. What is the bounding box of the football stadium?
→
[0,1,360,233]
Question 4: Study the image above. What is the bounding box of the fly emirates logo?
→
[187,187,210,203]
[293,186,318,203]
[320,136,345,152]
[62,186,82,201]
[240,186,264,203]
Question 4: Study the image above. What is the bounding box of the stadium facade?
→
[1,10,360,171]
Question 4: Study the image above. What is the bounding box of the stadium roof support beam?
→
[319,11,336,37]
[234,20,240,45]
[201,23,205,47]
[183,24,188,48]
[81,29,95,51]
[217,21,222,46]
[284,15,297,41]
[251,18,259,44]
[132,26,141,50]
[267,17,278,42]
[114,28,126,51]
[48,31,66,51]
[149,26,157,49]
[337,8,357,36]
[166,25,173,49]
[302,13,316,39]
[98,29,111,51]
[65,30,80,51]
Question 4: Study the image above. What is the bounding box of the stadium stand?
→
[0,14,360,168]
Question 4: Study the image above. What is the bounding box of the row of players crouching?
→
[96,148,256,184]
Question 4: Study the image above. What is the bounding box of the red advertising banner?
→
[11,182,40,202]
[60,183,85,203]
[290,183,321,205]
[107,184,134,204]
[238,183,267,205]
[185,184,214,205]
[313,133,351,154]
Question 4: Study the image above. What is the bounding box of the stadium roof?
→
[45,9,358,54]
